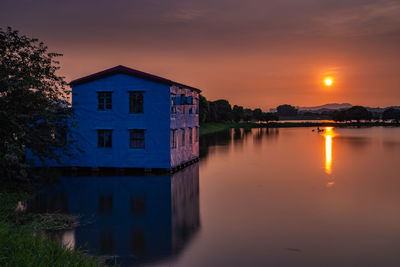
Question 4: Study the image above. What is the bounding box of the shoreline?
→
[199,121,400,136]
[0,181,100,266]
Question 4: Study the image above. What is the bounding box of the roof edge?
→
[69,65,201,93]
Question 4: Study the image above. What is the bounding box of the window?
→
[189,127,193,144]
[99,195,113,215]
[129,129,145,149]
[195,98,199,114]
[188,97,193,114]
[171,129,177,148]
[130,196,146,215]
[100,231,114,254]
[181,128,185,146]
[195,127,199,142]
[180,94,185,114]
[97,92,112,110]
[97,130,112,148]
[171,94,176,114]
[129,91,144,113]
[131,230,146,254]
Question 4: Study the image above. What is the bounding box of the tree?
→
[209,99,232,122]
[232,105,244,123]
[345,106,372,122]
[252,108,263,121]
[262,112,279,122]
[330,110,347,122]
[243,108,253,122]
[0,27,71,179]
[277,104,298,117]
[199,94,209,124]
[382,108,400,123]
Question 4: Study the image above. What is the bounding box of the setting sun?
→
[324,77,333,86]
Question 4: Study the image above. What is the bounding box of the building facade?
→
[29,65,201,170]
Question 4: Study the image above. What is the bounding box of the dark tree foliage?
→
[345,106,372,122]
[0,27,72,179]
[277,104,298,117]
[382,108,400,122]
[330,110,347,122]
[208,99,232,122]
[330,106,372,122]
[243,108,253,122]
[232,105,244,123]
[252,108,263,121]
[199,94,209,124]
[261,112,279,122]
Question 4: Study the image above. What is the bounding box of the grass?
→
[0,181,102,267]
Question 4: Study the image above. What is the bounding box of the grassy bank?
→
[200,121,400,135]
[0,182,101,266]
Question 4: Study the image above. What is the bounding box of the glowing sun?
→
[324,77,333,87]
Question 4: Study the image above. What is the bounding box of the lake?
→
[30,127,400,266]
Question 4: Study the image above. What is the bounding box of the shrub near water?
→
[0,222,99,267]
[0,186,101,266]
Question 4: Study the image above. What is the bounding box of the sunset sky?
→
[1,0,399,110]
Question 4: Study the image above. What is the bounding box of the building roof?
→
[69,65,201,93]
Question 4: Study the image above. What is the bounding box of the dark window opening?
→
[99,195,113,215]
[130,196,146,215]
[171,94,176,114]
[171,129,177,148]
[97,130,112,148]
[189,127,193,144]
[97,92,112,110]
[129,129,145,149]
[181,128,185,146]
[100,231,114,254]
[180,94,185,114]
[129,91,144,113]
[131,230,146,254]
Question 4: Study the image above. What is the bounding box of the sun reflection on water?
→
[323,127,336,186]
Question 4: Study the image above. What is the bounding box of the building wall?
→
[170,85,200,167]
[67,74,171,168]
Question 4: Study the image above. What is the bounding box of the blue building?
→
[29,65,201,171]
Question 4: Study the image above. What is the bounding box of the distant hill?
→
[270,103,400,113]
[298,103,352,111]
[270,103,352,112]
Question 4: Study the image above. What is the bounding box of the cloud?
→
[314,0,400,37]
[164,8,209,21]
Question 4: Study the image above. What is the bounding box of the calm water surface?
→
[31,127,400,266]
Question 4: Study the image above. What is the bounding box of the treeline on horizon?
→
[199,95,400,124]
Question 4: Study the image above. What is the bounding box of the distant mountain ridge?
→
[270,103,400,113]
[298,103,352,111]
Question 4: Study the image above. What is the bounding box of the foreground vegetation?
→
[0,182,101,266]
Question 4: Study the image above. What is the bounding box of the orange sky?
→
[1,0,399,110]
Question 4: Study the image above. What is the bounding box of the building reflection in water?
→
[323,127,336,187]
[28,163,200,266]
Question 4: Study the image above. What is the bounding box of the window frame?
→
[171,93,177,114]
[171,129,177,149]
[97,92,112,110]
[97,130,113,148]
[189,127,193,144]
[129,91,144,114]
[180,94,185,114]
[181,128,185,146]
[129,129,145,149]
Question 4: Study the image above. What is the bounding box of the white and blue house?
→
[30,65,201,171]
